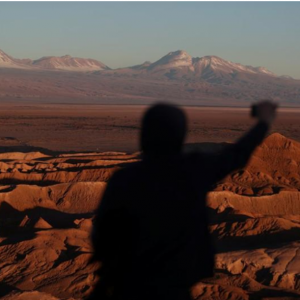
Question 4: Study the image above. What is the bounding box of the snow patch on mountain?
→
[148,50,193,71]
[32,55,110,71]
[0,49,28,69]
[145,50,277,78]
[0,49,110,72]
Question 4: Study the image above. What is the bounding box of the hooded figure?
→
[90,102,276,300]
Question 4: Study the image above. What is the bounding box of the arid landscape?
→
[1,104,300,299]
[1,104,300,152]
[1,2,300,299]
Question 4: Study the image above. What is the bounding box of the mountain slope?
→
[148,50,193,71]
[134,50,278,82]
[0,49,109,72]
[32,55,110,71]
[0,49,29,69]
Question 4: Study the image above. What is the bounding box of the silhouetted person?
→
[89,101,277,300]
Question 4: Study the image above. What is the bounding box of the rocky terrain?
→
[0,151,138,300]
[1,133,300,299]
[1,48,300,106]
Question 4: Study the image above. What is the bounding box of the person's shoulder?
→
[110,161,143,183]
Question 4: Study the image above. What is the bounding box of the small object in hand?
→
[251,100,278,124]
[251,104,257,118]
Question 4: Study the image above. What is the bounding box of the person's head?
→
[140,103,187,157]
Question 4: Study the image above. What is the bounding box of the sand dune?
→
[1,133,300,299]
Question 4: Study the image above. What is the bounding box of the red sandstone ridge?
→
[214,133,300,196]
[1,134,300,299]
[0,151,137,300]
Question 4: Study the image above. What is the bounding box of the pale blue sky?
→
[1,2,300,78]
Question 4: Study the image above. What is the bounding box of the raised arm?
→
[208,101,277,184]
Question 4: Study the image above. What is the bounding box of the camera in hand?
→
[251,105,258,118]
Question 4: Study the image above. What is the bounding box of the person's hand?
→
[253,100,277,125]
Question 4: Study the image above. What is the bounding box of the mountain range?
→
[0,49,109,71]
[1,48,300,106]
[0,48,283,77]
[127,50,277,79]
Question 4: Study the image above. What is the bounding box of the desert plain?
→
[1,103,300,299]
[1,103,300,152]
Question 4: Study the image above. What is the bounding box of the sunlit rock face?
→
[1,134,300,299]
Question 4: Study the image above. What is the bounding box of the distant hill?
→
[32,55,110,71]
[0,49,109,72]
